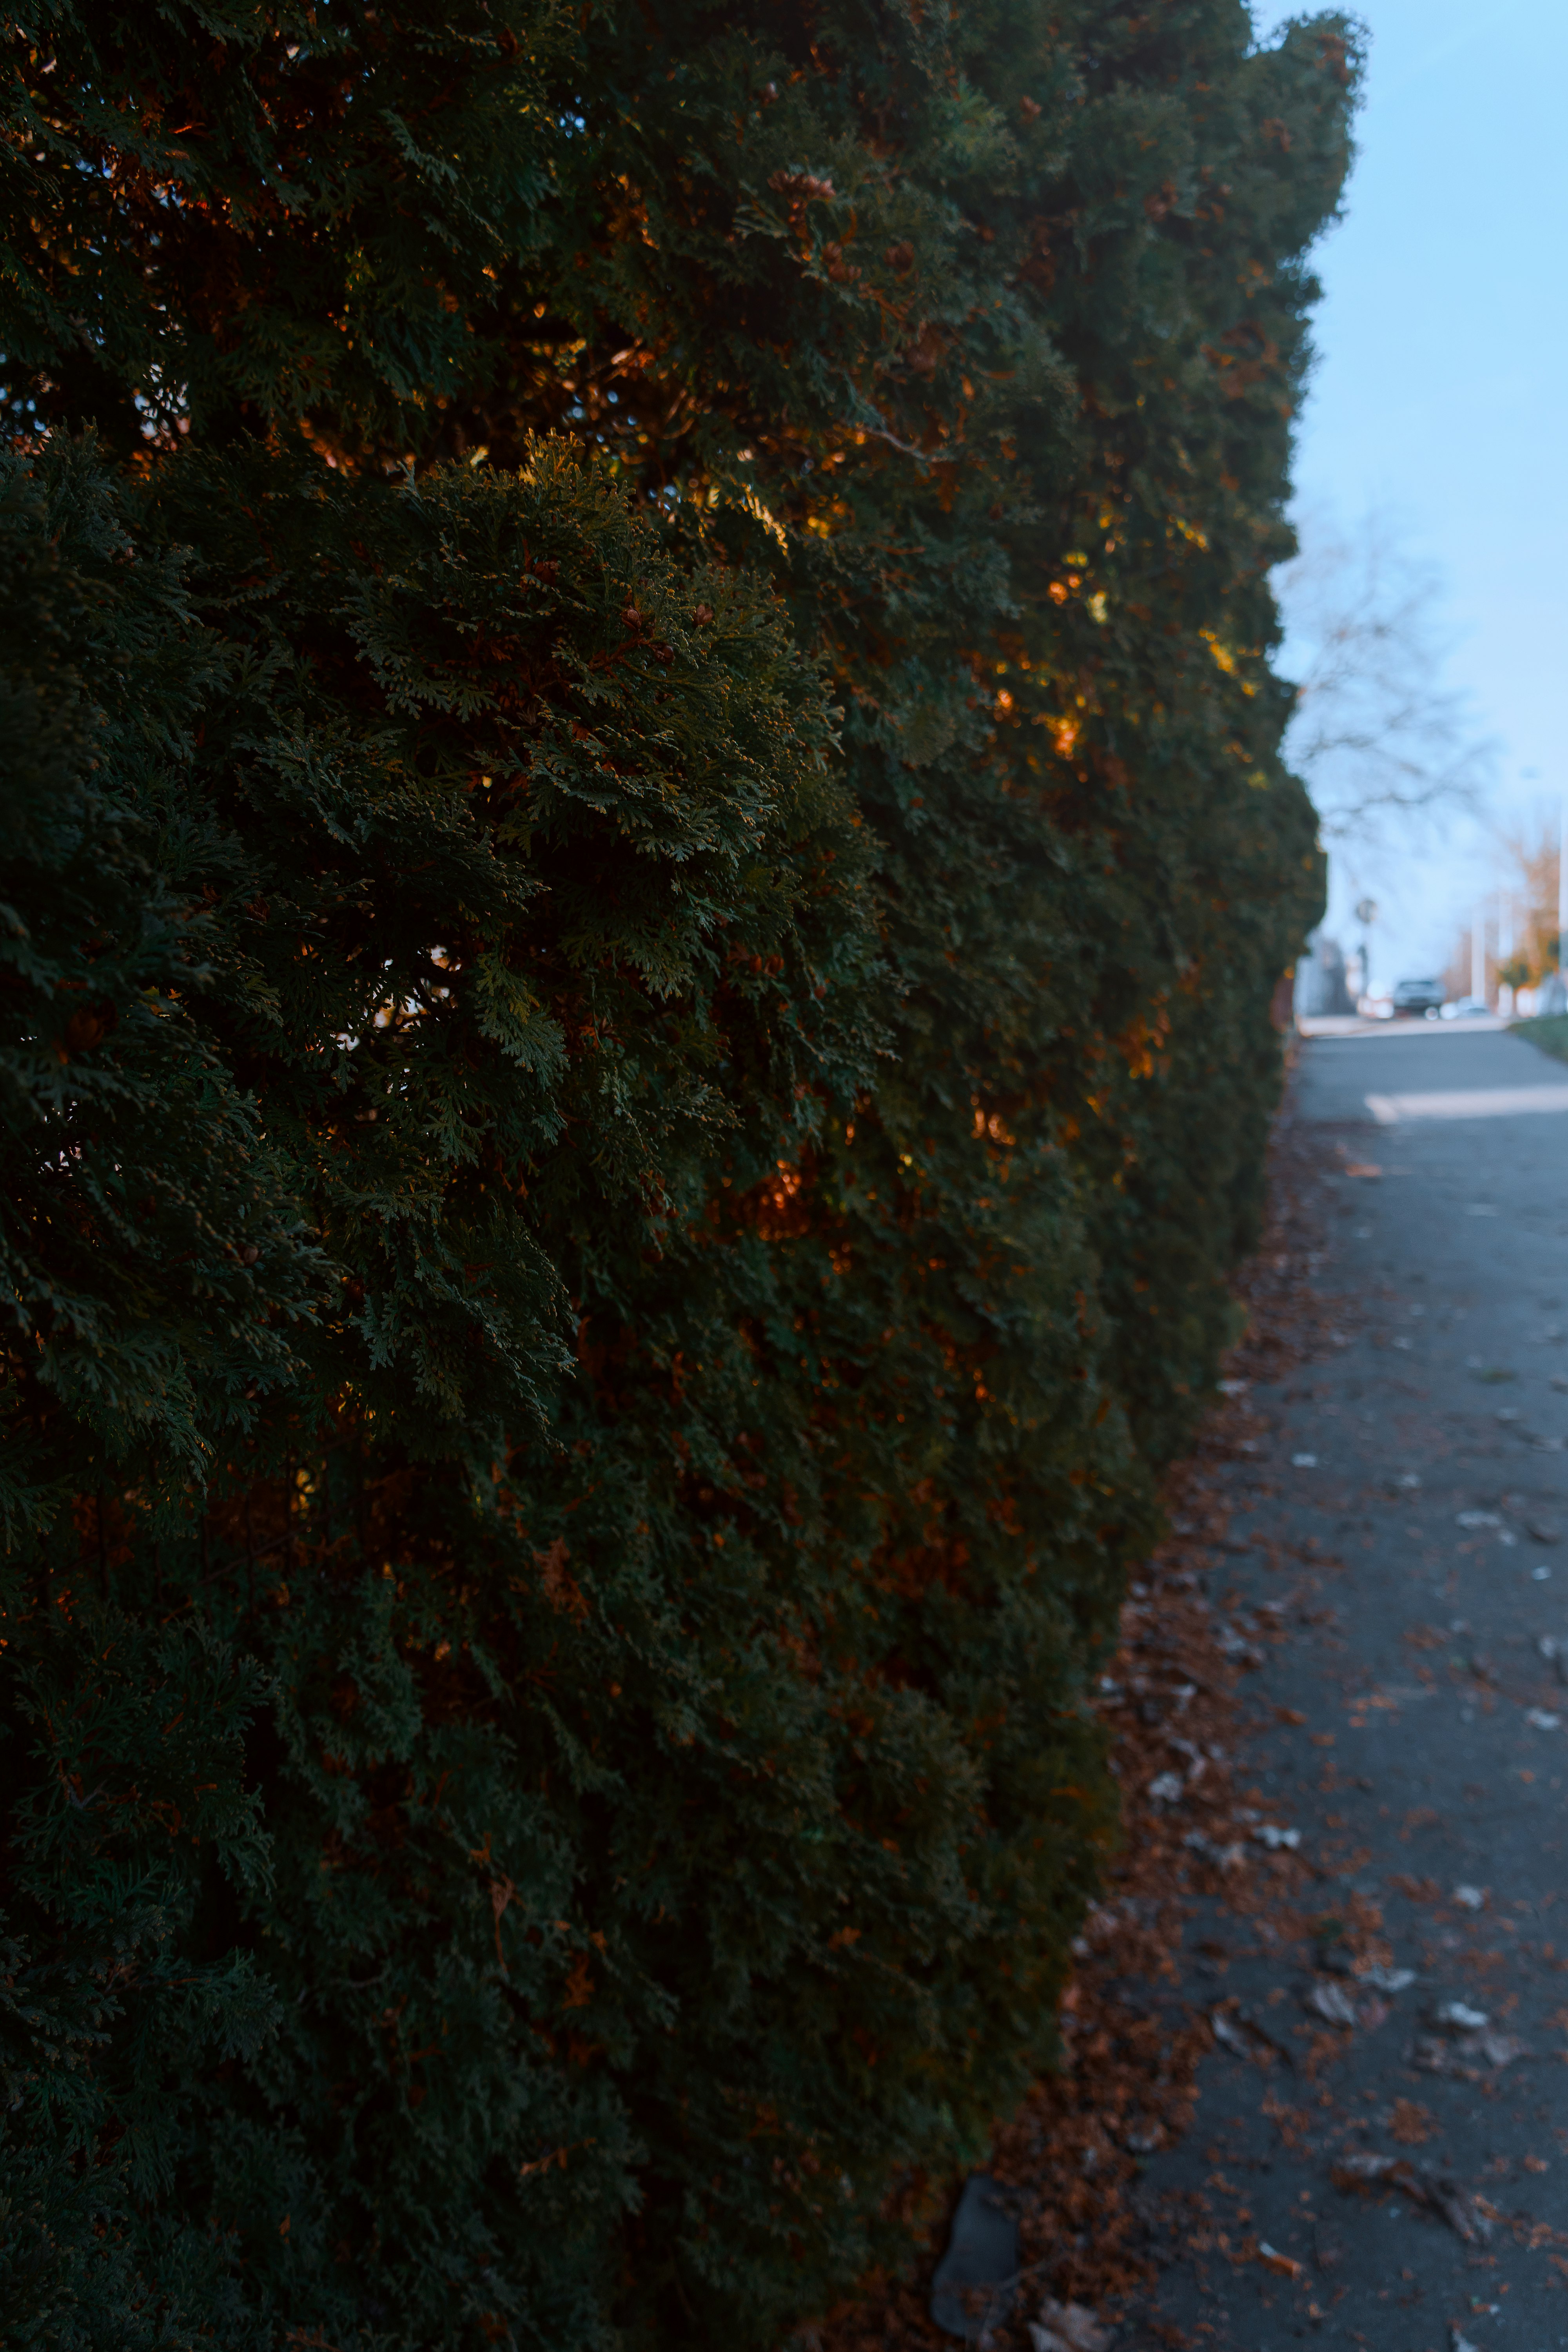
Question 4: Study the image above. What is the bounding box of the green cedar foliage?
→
[0,455,328,1534]
[459,4,1354,2320]
[1,437,876,2348]
[0,0,561,454]
[2,433,867,1504]
[0,2,1358,2345]
[465,0,1354,1467]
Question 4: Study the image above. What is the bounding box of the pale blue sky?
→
[1255,0,1568,986]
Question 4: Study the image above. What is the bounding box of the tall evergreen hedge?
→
[1,4,1356,2346]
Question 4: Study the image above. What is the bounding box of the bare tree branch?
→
[1276,506,1496,844]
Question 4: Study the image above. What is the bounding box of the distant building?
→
[1294,930,1354,1018]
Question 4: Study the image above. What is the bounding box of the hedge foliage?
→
[1,2,1356,2345]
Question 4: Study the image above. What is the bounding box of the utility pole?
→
[1559,798,1567,980]
[1355,897,1378,1013]
[1472,900,1486,1005]
[1499,889,1514,1014]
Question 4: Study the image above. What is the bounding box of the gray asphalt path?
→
[1126,1024,1568,2352]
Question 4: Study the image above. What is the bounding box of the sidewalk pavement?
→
[1120,1023,1568,2352]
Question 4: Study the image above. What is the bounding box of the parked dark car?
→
[1392,976,1444,1016]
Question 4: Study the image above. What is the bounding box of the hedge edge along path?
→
[0,3,1356,2345]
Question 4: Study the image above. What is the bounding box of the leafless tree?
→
[1275,505,1495,846]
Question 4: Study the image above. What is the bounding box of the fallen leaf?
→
[1331,2152,1493,2244]
[1426,2181,1492,2244]
[1034,2299,1114,2352]
[1210,2004,1294,2069]
[1410,2029,1530,2078]
[1433,2000,1488,2031]
[1183,1828,1248,1871]
[1333,2151,1413,2190]
[1210,2008,1251,2057]
[1361,1964,1416,1993]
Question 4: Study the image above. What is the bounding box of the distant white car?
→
[1441,997,1491,1019]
